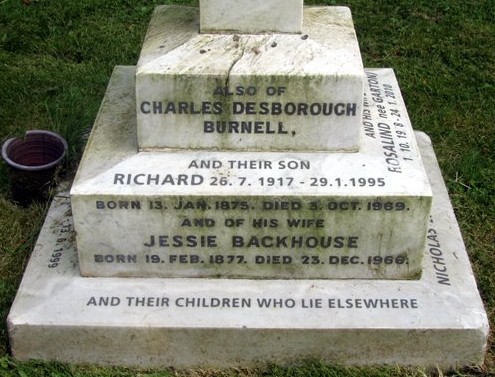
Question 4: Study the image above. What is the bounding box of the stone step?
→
[71,66,432,279]
[136,6,364,151]
[8,131,488,368]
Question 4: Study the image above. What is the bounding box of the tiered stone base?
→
[8,130,488,368]
[71,67,432,279]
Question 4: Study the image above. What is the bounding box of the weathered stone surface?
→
[199,0,303,34]
[71,66,431,279]
[136,6,364,151]
[8,131,488,368]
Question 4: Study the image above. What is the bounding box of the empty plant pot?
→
[2,130,67,206]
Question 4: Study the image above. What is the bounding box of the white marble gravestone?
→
[72,67,431,279]
[8,114,488,367]
[7,1,488,369]
[71,4,431,280]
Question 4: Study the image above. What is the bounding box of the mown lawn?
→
[0,0,494,375]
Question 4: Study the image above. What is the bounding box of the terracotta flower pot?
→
[2,130,67,206]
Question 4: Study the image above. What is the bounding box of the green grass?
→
[0,358,461,377]
[1,0,494,375]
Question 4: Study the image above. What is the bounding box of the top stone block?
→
[200,0,303,34]
[136,6,364,152]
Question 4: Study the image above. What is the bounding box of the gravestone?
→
[73,3,430,280]
[8,1,488,369]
